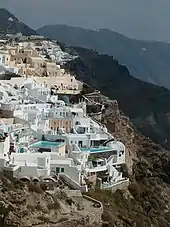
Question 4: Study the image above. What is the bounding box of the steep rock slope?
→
[0,8,37,36]
[0,178,101,227]
[37,24,170,89]
[87,99,170,227]
[64,47,170,149]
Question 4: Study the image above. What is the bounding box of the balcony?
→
[86,159,107,173]
[86,133,109,141]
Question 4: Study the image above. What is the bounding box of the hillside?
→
[0,178,102,227]
[64,47,170,150]
[1,10,170,227]
[86,98,170,226]
[37,24,170,89]
[0,8,37,36]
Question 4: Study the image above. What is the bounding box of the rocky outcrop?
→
[87,96,170,227]
[64,47,170,150]
[0,179,102,227]
[0,8,37,36]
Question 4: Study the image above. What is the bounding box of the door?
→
[78,141,83,147]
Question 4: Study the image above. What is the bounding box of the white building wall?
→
[51,164,80,183]
[4,135,10,157]
[0,158,6,168]
[19,166,48,177]
[0,136,10,158]
[0,54,5,65]
[67,134,89,147]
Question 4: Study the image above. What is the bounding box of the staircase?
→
[59,173,88,192]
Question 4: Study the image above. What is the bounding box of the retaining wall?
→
[54,194,103,227]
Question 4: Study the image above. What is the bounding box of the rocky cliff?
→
[64,47,170,150]
[37,24,170,89]
[0,178,101,227]
[87,95,170,227]
[0,8,37,36]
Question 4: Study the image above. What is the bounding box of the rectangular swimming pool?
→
[30,141,64,149]
[80,146,113,153]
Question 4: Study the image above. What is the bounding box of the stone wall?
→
[110,180,129,192]
[83,195,103,226]
[54,195,103,227]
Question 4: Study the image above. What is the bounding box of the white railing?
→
[85,165,107,173]
[101,179,129,189]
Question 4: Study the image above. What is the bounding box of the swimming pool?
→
[80,146,113,153]
[30,141,64,149]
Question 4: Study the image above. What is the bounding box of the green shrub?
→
[47,200,60,210]
[128,183,141,198]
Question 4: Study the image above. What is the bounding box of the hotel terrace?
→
[0,36,128,191]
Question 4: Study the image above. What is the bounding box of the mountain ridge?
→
[1,9,170,226]
[37,24,170,89]
[64,46,170,149]
[0,8,37,36]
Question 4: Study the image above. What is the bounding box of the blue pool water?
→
[30,141,63,149]
[80,146,112,153]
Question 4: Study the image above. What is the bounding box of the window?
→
[61,168,64,173]
[2,56,5,63]
[56,167,60,174]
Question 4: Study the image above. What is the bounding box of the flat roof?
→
[51,159,72,165]
[69,107,83,113]
[11,152,50,159]
[13,161,37,167]
[29,56,44,60]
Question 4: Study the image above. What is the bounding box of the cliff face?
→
[0,8,37,36]
[0,178,102,227]
[87,96,170,227]
[64,47,170,150]
[37,24,170,89]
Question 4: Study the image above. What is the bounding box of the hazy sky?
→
[1,0,170,41]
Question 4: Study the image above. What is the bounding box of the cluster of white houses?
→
[0,37,128,191]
